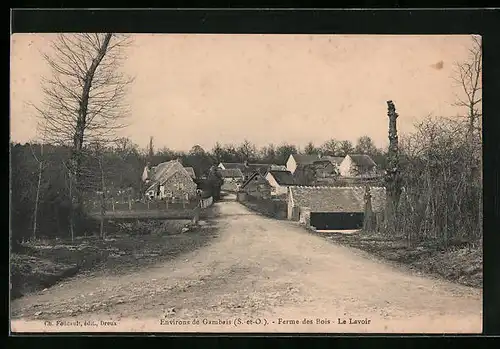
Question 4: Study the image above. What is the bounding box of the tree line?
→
[9,134,383,240]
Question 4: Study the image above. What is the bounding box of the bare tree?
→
[338,140,354,157]
[237,140,257,162]
[452,35,482,146]
[211,142,225,163]
[320,139,339,156]
[32,33,133,233]
[303,142,318,155]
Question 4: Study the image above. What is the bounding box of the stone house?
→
[143,160,197,201]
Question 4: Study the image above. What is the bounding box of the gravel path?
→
[11,195,482,333]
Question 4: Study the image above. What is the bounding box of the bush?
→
[388,117,482,247]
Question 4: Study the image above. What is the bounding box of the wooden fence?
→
[86,196,214,220]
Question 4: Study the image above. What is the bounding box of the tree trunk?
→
[32,161,43,240]
[70,33,114,237]
[68,169,74,242]
[99,158,106,239]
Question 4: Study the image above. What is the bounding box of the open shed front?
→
[310,212,364,231]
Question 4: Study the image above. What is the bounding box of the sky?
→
[10,34,476,152]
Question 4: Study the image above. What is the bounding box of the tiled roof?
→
[269,164,288,171]
[183,167,196,179]
[322,156,345,165]
[220,162,247,171]
[289,186,386,213]
[245,163,271,175]
[146,160,192,192]
[348,154,377,168]
[292,154,321,165]
[268,170,296,186]
[240,172,267,189]
[220,168,244,178]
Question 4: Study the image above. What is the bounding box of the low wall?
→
[237,193,287,220]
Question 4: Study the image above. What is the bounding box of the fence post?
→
[128,195,132,211]
[147,200,150,210]
[112,199,115,212]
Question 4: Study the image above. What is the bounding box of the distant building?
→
[265,170,297,196]
[338,154,378,178]
[220,168,245,192]
[220,168,245,181]
[239,172,272,199]
[218,162,247,171]
[286,154,321,174]
[218,161,282,181]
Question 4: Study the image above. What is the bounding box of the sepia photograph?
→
[9,33,482,333]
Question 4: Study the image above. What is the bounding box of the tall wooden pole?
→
[385,100,402,234]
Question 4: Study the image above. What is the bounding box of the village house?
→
[244,162,273,178]
[220,168,245,182]
[287,185,386,231]
[142,159,197,201]
[239,172,272,199]
[311,159,339,179]
[323,155,344,166]
[322,155,344,172]
[220,168,245,192]
[338,154,379,178]
[264,170,297,196]
[293,159,337,186]
[286,154,321,174]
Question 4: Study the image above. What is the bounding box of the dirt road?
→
[11,196,482,333]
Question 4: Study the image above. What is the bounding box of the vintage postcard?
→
[10,33,483,333]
